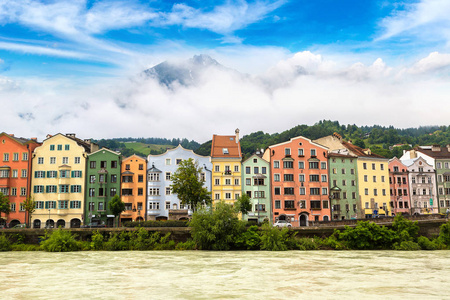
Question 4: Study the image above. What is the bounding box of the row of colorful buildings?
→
[0,130,449,228]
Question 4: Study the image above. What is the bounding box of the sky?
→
[0,0,449,143]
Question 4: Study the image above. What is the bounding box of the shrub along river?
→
[1,250,449,299]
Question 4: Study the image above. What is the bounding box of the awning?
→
[107,215,115,218]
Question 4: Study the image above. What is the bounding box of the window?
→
[255,204,266,211]
[351,180,356,186]
[110,188,117,196]
[381,176,385,182]
[22,152,28,161]
[262,167,267,174]
[299,200,306,209]
[284,200,295,209]
[323,200,329,209]
[285,148,291,155]
[59,185,69,193]
[274,187,281,195]
[3,153,9,161]
[234,178,240,185]
[341,169,346,174]
[0,187,9,195]
[110,161,117,168]
[122,175,133,183]
[138,188,144,196]
[372,163,376,170]
[374,189,378,196]
[225,193,231,199]
[352,192,356,199]
[99,161,106,168]
[65,144,70,150]
[57,145,62,151]
[364,175,368,182]
[310,188,320,195]
[71,185,81,193]
[20,188,26,196]
[380,164,384,170]
[350,168,355,175]
[299,188,306,195]
[254,191,265,198]
[149,188,160,196]
[365,188,369,195]
[343,192,347,199]
[44,201,56,209]
[37,157,44,164]
[46,185,57,193]
[90,161,96,169]
[200,173,205,182]
[274,174,280,182]
[33,185,44,193]
[246,166,251,174]
[125,164,130,170]
[363,163,367,169]
[275,200,281,209]
[74,201,84,209]
[11,188,17,196]
[12,170,18,178]
[0,170,9,178]
[254,167,259,174]
[283,161,293,168]
[60,170,69,178]
[58,200,69,209]
[284,187,294,195]
[165,187,171,195]
[225,179,231,185]
[310,201,321,209]
[299,161,305,169]
[234,165,239,172]
[245,178,251,185]
[321,162,327,169]
[273,161,280,169]
[298,149,304,156]
[373,176,377,182]
[138,175,143,183]
[310,149,316,156]
[215,165,220,172]
[309,162,319,169]
[309,175,319,182]
[215,178,220,185]
[13,153,19,161]
[166,172,171,180]
[284,174,294,181]
[165,159,171,165]
[49,157,56,164]
[139,164,144,170]
[342,180,346,186]
[74,157,80,164]
[98,202,104,211]
[299,174,305,182]
[215,193,220,200]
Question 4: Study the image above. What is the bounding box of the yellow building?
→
[357,157,391,217]
[211,129,242,205]
[31,133,98,228]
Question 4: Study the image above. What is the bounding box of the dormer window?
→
[223,148,229,154]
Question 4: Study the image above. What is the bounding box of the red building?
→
[388,158,411,215]
[264,136,330,226]
[0,133,40,227]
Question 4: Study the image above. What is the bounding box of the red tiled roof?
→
[417,146,450,159]
[342,141,385,158]
[211,135,241,158]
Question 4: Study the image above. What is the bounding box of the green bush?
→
[417,236,444,250]
[90,231,105,250]
[296,237,319,250]
[40,229,81,252]
[235,225,261,250]
[322,231,347,250]
[190,202,245,250]
[175,239,196,250]
[392,215,419,243]
[337,221,396,250]
[103,232,131,251]
[260,223,289,251]
[0,234,12,251]
[11,244,40,251]
[393,241,421,250]
[438,221,450,246]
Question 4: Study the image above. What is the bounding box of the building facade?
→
[147,145,212,220]
[264,136,330,226]
[0,133,40,227]
[31,133,98,228]
[211,130,242,205]
[388,158,411,215]
[85,148,121,227]
[241,152,271,223]
[120,155,147,224]
[402,156,438,215]
[328,153,360,220]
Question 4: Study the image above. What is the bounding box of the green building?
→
[85,148,121,226]
[328,153,360,220]
[241,153,271,223]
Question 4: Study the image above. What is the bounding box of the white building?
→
[147,145,212,220]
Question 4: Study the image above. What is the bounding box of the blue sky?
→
[0,0,449,141]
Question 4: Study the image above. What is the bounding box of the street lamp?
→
[48,208,51,228]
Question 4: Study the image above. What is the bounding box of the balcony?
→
[224,170,232,176]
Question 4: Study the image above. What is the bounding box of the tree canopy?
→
[170,158,211,211]
[0,192,10,221]
[109,195,125,227]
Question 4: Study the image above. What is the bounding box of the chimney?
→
[235,128,240,142]
[410,150,417,159]
[432,144,441,152]
[447,144,450,152]
[84,139,91,144]
[31,137,37,141]
[9,134,14,137]
[66,133,76,138]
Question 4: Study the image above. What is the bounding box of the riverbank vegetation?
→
[1,205,450,252]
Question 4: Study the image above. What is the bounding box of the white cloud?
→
[405,51,450,74]
[1,51,449,143]
[377,0,450,44]
[158,0,286,35]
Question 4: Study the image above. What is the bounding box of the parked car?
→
[12,223,27,229]
[274,220,292,228]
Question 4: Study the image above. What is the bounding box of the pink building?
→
[388,158,411,215]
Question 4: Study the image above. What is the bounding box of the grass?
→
[124,142,175,155]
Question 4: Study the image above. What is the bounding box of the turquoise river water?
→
[1,251,449,299]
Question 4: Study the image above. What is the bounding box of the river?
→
[1,251,449,299]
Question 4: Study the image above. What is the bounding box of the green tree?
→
[109,195,125,227]
[23,196,36,228]
[0,192,10,226]
[235,194,252,220]
[171,158,211,211]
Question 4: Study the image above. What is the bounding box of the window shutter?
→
[45,201,49,209]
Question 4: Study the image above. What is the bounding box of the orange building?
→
[264,136,330,226]
[0,133,40,227]
[120,155,147,224]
